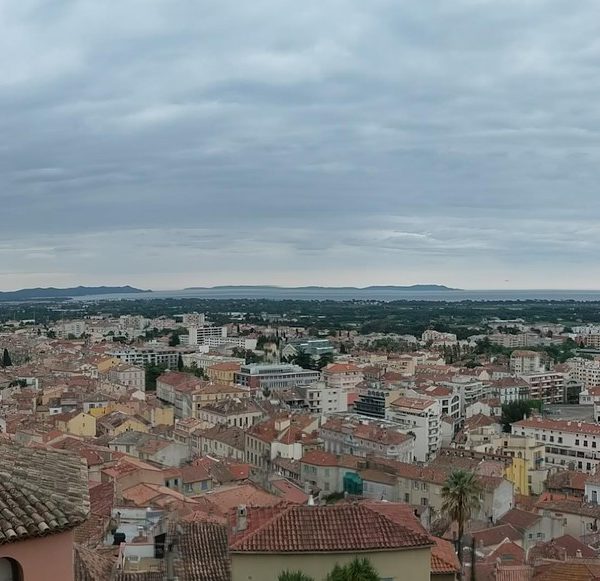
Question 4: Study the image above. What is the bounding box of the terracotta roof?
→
[203,483,282,513]
[515,417,600,436]
[174,521,230,581]
[230,502,433,553]
[270,479,310,504]
[301,450,338,467]
[533,561,600,580]
[360,501,459,575]
[529,535,597,562]
[498,509,541,533]
[472,524,522,547]
[390,396,437,411]
[0,440,89,544]
[547,470,587,493]
[323,363,362,374]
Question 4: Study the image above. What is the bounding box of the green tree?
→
[144,363,168,391]
[317,352,334,369]
[325,558,380,581]
[169,333,181,347]
[177,353,184,371]
[2,349,12,367]
[501,400,542,432]
[441,469,482,565]
[291,349,313,369]
[278,572,314,581]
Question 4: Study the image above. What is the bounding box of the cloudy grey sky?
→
[1,0,599,290]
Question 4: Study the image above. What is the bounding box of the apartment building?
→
[488,377,530,404]
[109,345,193,368]
[420,385,462,420]
[297,381,347,415]
[187,325,227,346]
[421,330,457,344]
[513,416,600,473]
[475,434,547,495]
[107,363,145,391]
[567,357,600,389]
[196,398,264,429]
[322,363,363,392]
[354,382,402,419]
[387,396,441,462]
[206,362,242,385]
[319,416,414,462]
[234,363,321,391]
[510,350,545,374]
[519,372,565,404]
[440,375,485,413]
[281,339,334,359]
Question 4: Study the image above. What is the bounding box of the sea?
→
[73,289,600,303]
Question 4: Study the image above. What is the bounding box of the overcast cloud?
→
[1,0,600,289]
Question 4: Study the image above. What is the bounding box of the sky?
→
[1,0,600,290]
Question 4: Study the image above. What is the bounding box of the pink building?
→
[0,441,89,581]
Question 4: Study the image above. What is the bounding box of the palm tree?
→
[278,572,314,581]
[326,558,380,581]
[441,469,482,565]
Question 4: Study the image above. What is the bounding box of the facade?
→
[320,416,414,462]
[229,503,433,581]
[187,325,227,346]
[322,363,364,391]
[206,362,242,385]
[281,338,334,359]
[234,363,321,391]
[519,372,565,404]
[297,381,348,415]
[196,398,264,428]
[107,363,146,390]
[109,346,193,368]
[513,416,600,473]
[475,434,547,495]
[422,330,457,344]
[354,382,402,419]
[388,396,442,462]
[510,350,545,374]
[567,357,600,389]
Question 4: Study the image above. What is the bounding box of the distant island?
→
[0,285,147,301]
[184,284,460,292]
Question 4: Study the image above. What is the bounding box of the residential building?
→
[320,416,414,462]
[234,363,321,392]
[322,363,364,391]
[107,363,145,390]
[513,416,600,473]
[567,357,600,389]
[206,362,242,385]
[0,440,89,581]
[187,325,227,346]
[388,396,442,462]
[475,434,547,495]
[228,502,434,581]
[422,330,457,344]
[510,350,546,374]
[498,507,565,554]
[488,377,530,404]
[109,345,193,368]
[53,410,96,437]
[297,381,348,415]
[354,382,402,419]
[196,398,264,428]
[519,372,565,404]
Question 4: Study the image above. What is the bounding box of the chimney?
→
[576,549,583,559]
[236,505,247,532]
[308,494,315,506]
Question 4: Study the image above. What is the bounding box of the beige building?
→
[229,502,435,581]
[54,410,96,437]
[206,362,242,385]
[107,363,146,390]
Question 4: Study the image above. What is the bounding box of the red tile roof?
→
[472,524,522,547]
[229,502,433,553]
[498,508,541,533]
[515,417,600,436]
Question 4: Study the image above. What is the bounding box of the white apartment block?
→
[298,381,348,415]
[107,364,146,391]
[54,320,86,338]
[181,353,245,370]
[519,372,565,404]
[322,363,364,392]
[421,329,457,344]
[187,325,227,345]
[513,417,600,473]
[567,358,600,389]
[489,333,542,349]
[441,376,485,413]
[510,350,545,374]
[204,336,257,350]
[387,396,441,462]
[419,385,462,420]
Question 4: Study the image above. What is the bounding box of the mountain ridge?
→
[0,285,148,301]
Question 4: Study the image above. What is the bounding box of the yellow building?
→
[229,502,437,581]
[206,362,241,385]
[55,411,97,437]
[97,411,150,437]
[484,434,547,495]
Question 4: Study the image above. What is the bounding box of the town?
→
[2,302,600,580]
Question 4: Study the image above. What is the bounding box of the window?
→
[421,498,428,506]
[576,439,580,446]
[0,558,22,581]
[585,440,589,447]
[558,437,563,443]
[405,493,410,502]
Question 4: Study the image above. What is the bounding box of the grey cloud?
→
[1,0,599,288]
